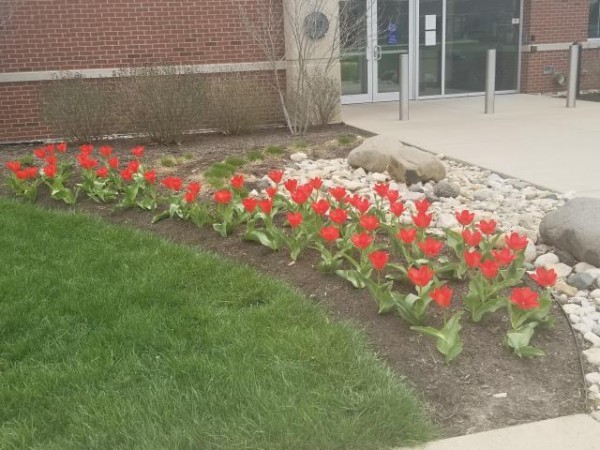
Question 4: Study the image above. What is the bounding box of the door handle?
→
[377,45,383,60]
[372,46,378,60]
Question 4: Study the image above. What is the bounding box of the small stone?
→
[569,314,581,323]
[555,280,578,297]
[584,348,600,366]
[436,213,459,229]
[593,325,600,336]
[549,263,573,279]
[371,172,388,183]
[567,272,596,290]
[492,393,508,398]
[290,152,307,162]
[585,372,600,385]
[584,332,600,346]
[575,262,597,273]
[473,189,494,201]
[534,253,559,268]
[563,304,582,315]
[574,323,593,334]
[353,167,367,178]
[434,181,461,198]
[524,240,537,263]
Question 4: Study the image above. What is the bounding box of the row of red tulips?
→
[4,143,558,361]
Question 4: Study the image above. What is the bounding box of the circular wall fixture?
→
[304,11,329,40]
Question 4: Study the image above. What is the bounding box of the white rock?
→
[353,167,367,178]
[555,281,578,297]
[290,152,307,162]
[436,213,459,229]
[590,289,600,299]
[574,323,593,334]
[524,240,537,263]
[575,262,597,273]
[585,372,600,385]
[562,304,582,315]
[548,263,573,279]
[370,172,388,183]
[584,348,600,366]
[584,332,600,347]
[569,314,581,324]
[534,253,559,268]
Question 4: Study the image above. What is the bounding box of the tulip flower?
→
[230,174,245,190]
[351,232,373,250]
[477,219,497,235]
[311,199,330,216]
[319,226,340,242]
[408,265,435,287]
[529,267,557,288]
[412,212,433,228]
[415,198,431,213]
[505,232,528,251]
[431,286,453,309]
[242,197,258,213]
[368,251,389,271]
[359,215,380,232]
[329,208,348,224]
[510,287,540,310]
[480,259,499,279]
[287,212,303,229]
[213,189,233,204]
[463,250,482,268]
[418,237,443,258]
[397,227,417,244]
[462,229,482,248]
[131,146,145,158]
[492,247,516,267]
[268,170,283,184]
[455,210,475,226]
[373,182,389,197]
[328,186,346,201]
[162,177,183,191]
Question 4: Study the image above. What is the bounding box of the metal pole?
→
[399,53,409,121]
[567,44,580,108]
[485,49,496,114]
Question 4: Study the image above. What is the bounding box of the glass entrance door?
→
[417,0,521,98]
[340,0,409,103]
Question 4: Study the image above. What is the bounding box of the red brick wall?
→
[521,0,599,93]
[0,71,284,143]
[0,0,284,72]
[0,0,285,143]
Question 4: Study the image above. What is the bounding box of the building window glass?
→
[591,0,600,38]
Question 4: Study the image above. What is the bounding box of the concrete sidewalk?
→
[400,414,600,450]
[342,95,600,198]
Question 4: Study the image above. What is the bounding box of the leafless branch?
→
[0,0,22,29]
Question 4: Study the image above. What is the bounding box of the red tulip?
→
[311,199,330,216]
[186,182,201,195]
[266,186,277,198]
[492,247,516,267]
[329,186,346,201]
[287,212,303,229]
[16,168,38,180]
[310,177,323,190]
[418,237,443,258]
[258,198,273,214]
[242,197,258,213]
[455,209,475,226]
[390,201,405,217]
[43,164,57,178]
[408,265,435,287]
[284,178,298,193]
[214,189,233,204]
[480,259,499,279]
[359,215,380,232]
[131,146,144,158]
[463,250,482,268]
[120,168,134,182]
[291,187,311,205]
[33,148,46,159]
[96,167,109,178]
[99,146,113,158]
[79,144,94,155]
[368,251,389,271]
[329,208,348,224]
[510,287,540,310]
[387,189,400,203]
[319,226,340,242]
[56,142,67,153]
[184,190,198,203]
[352,196,371,214]
[397,227,417,244]
[6,161,21,173]
[108,157,119,170]
[126,160,140,173]
[351,232,373,250]
[373,182,389,197]
[44,144,56,153]
[77,154,99,170]
[162,177,183,191]
[230,174,245,190]
[478,219,497,235]
[462,229,482,248]
[529,267,557,288]
[431,286,453,308]
[415,198,431,213]
[144,170,157,184]
[505,232,528,251]
[45,154,58,166]
[268,169,283,184]
[412,212,432,228]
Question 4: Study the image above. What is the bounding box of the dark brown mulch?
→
[578,93,600,103]
[0,126,587,438]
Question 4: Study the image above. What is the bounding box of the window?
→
[591,0,600,39]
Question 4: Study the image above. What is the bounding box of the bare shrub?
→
[117,65,204,145]
[308,72,340,126]
[42,73,117,143]
[204,73,265,135]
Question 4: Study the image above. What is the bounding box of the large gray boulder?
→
[539,198,600,267]
[347,135,446,183]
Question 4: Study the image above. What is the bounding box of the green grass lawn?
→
[0,200,434,449]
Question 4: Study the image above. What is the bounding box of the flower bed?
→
[4,143,562,363]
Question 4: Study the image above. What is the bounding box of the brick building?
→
[0,0,599,143]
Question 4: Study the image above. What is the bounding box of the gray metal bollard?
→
[485,49,496,114]
[399,53,409,121]
[567,44,580,108]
